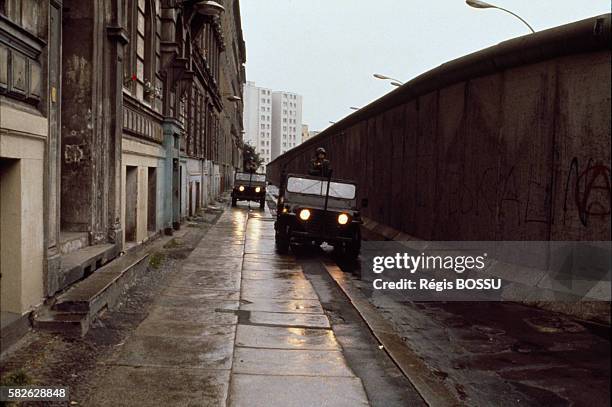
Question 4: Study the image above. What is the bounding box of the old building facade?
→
[0,0,245,339]
[1,0,58,324]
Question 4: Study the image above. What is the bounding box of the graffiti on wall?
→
[563,158,611,227]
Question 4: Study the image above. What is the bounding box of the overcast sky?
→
[240,1,609,132]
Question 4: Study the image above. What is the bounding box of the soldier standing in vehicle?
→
[309,147,332,177]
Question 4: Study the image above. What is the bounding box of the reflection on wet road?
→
[231,206,370,406]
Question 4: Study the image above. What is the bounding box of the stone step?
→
[32,308,90,338]
[53,250,150,314]
[49,243,118,296]
[35,235,169,337]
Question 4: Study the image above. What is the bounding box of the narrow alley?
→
[1,2,610,406]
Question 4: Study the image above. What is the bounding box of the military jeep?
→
[231,172,267,208]
[274,173,363,258]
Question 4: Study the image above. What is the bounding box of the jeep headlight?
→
[299,209,311,221]
[255,186,261,193]
[238,185,245,192]
[337,213,349,225]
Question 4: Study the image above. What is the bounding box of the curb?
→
[323,262,462,407]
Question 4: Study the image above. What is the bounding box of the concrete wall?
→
[267,15,611,242]
[0,103,46,314]
[271,93,282,160]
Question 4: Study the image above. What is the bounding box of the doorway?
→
[147,167,157,232]
[0,158,21,314]
[195,181,201,212]
[189,181,194,216]
[125,166,138,242]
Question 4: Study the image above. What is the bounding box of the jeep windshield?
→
[286,176,356,200]
[236,173,266,182]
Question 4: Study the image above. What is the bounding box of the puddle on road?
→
[524,316,586,334]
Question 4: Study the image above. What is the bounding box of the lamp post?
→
[465,0,535,33]
[373,73,404,86]
[223,94,242,102]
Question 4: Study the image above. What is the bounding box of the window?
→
[123,0,135,89]
[0,0,42,36]
[123,0,157,101]
[144,0,154,87]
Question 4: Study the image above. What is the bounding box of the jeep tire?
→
[275,224,290,254]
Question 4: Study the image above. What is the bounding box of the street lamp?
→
[373,73,404,86]
[465,0,535,33]
[225,95,242,102]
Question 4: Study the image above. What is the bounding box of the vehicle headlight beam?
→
[299,209,311,221]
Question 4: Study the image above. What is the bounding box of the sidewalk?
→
[87,206,369,406]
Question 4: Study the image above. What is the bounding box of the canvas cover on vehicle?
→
[286,176,356,200]
[235,173,266,184]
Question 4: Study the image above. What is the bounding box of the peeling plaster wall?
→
[60,0,94,231]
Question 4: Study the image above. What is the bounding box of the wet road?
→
[87,204,413,406]
[83,202,609,406]
[261,195,609,406]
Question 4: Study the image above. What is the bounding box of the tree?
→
[242,142,264,172]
